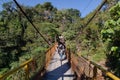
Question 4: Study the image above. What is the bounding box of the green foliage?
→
[42,2,53,10]
[111,46,118,52]
[109,2,120,20]
[92,53,106,62]
[0,68,9,75]
[101,2,120,77]
[63,30,76,40]
[65,8,81,17]
[66,40,76,53]
[1,0,120,79]
[101,2,120,50]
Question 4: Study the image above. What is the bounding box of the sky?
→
[0,0,102,17]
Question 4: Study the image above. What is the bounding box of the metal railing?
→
[81,55,120,80]
[0,58,33,80]
[1,44,120,80]
[71,54,120,80]
[0,43,56,80]
[0,52,45,80]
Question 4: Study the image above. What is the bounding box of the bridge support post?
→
[93,66,97,80]
[24,64,29,80]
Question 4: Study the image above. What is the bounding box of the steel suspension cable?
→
[76,0,107,39]
[13,0,51,46]
[85,0,107,27]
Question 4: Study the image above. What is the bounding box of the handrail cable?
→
[0,58,33,80]
[13,0,51,46]
[0,43,56,80]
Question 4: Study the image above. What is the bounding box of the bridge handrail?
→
[0,58,33,80]
[81,55,120,80]
[0,43,56,80]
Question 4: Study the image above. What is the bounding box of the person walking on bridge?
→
[43,35,75,80]
[57,35,66,61]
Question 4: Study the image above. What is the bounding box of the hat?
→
[59,36,64,39]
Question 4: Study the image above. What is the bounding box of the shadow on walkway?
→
[42,62,75,80]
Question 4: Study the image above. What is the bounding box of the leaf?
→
[111,46,118,52]
[106,28,114,34]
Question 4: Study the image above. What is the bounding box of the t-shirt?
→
[57,44,66,60]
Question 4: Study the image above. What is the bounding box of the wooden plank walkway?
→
[42,45,75,80]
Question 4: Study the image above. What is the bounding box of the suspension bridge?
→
[0,0,120,80]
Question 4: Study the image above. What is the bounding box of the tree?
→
[42,2,53,11]
[101,2,120,77]
[66,8,81,17]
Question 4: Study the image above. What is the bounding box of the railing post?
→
[24,64,29,80]
[0,75,3,80]
[67,45,71,62]
[93,66,97,80]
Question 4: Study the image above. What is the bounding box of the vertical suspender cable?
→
[13,0,51,46]
[81,0,93,16]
